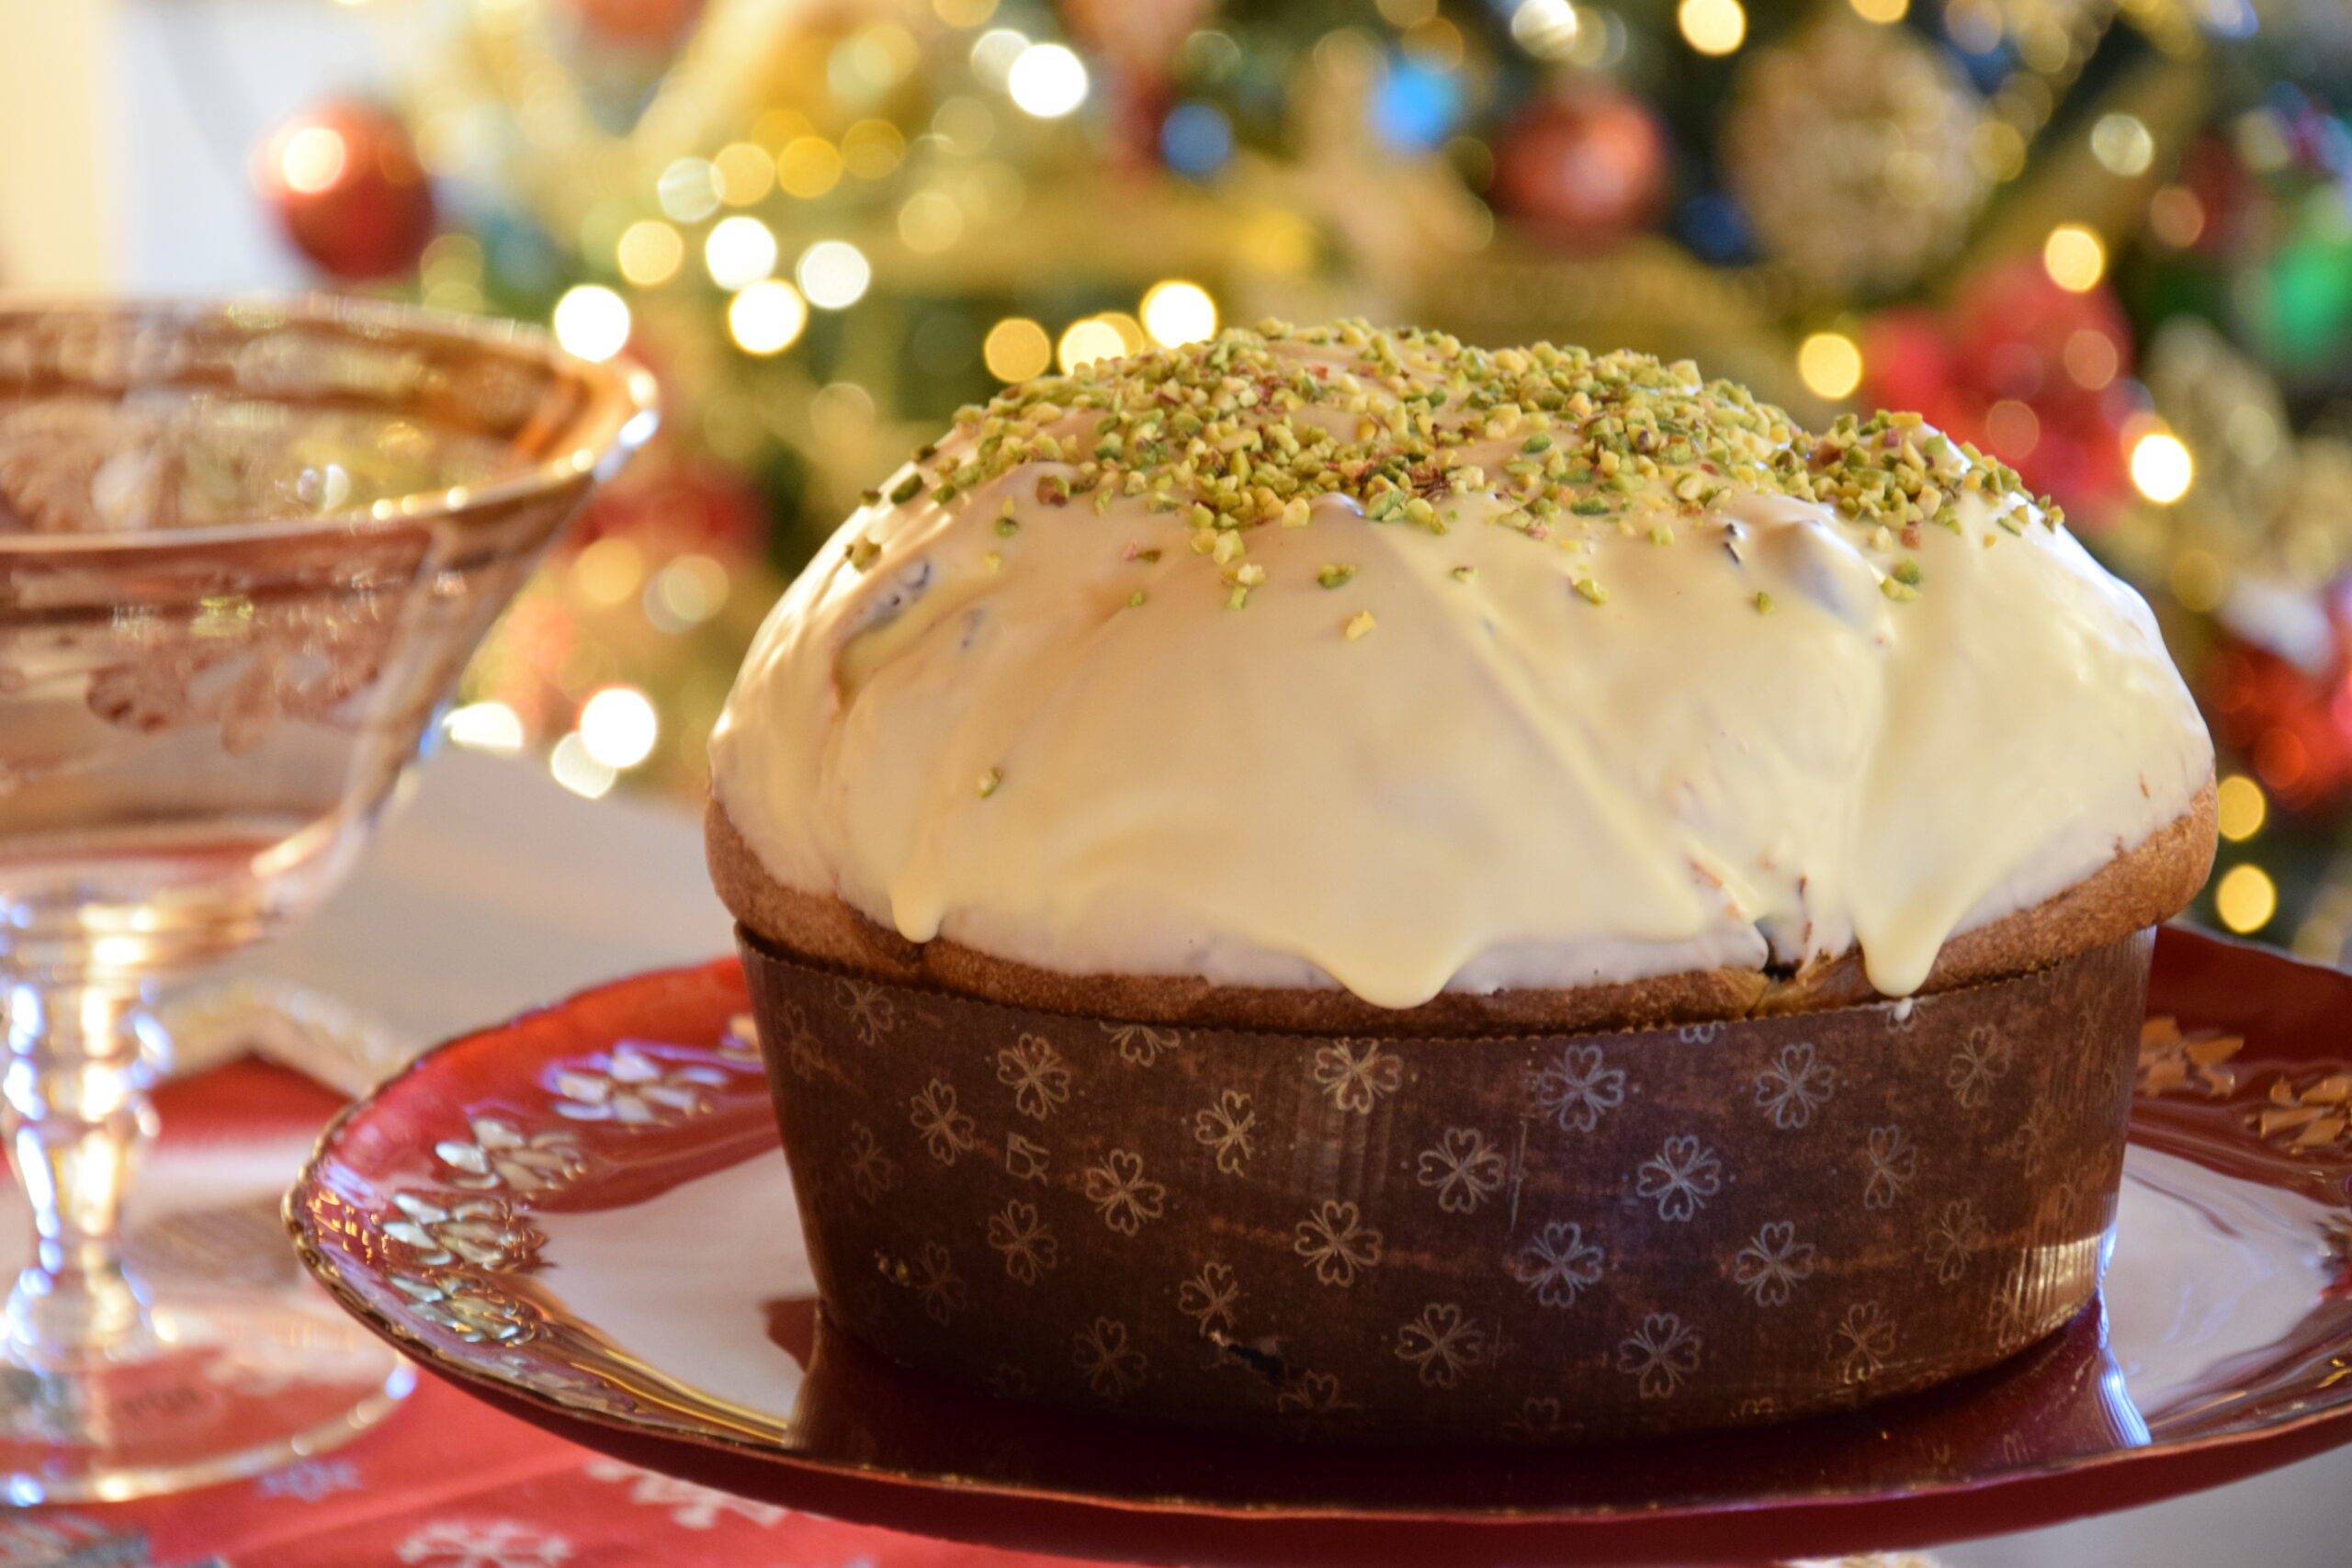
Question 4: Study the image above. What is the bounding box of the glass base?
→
[0,1286,412,1503]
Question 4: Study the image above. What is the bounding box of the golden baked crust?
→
[707,784,2214,1035]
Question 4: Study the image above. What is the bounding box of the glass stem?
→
[2,979,158,1368]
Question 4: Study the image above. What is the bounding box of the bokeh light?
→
[1057,318,1127,373]
[1678,0,1746,55]
[899,190,965,254]
[552,286,631,362]
[713,141,775,206]
[2043,225,2106,292]
[277,125,347,194]
[984,317,1053,381]
[1849,0,1907,19]
[2131,431,2194,503]
[1510,0,1580,58]
[1141,280,1217,346]
[705,216,778,289]
[1007,43,1089,118]
[2149,185,2206,248]
[616,220,683,287]
[776,137,843,199]
[2215,863,2278,933]
[2062,328,2118,390]
[729,280,808,355]
[580,686,660,770]
[549,732,616,800]
[970,28,1028,89]
[2217,774,2267,842]
[1797,333,1863,400]
[655,157,722,222]
[1160,103,1234,176]
[443,701,524,756]
[797,241,872,309]
[571,536,647,607]
[2089,114,2155,177]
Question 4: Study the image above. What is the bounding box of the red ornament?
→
[1490,85,1669,252]
[255,102,435,281]
[557,0,705,49]
[1860,258,2136,527]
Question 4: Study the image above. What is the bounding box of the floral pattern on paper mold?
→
[741,932,2154,1439]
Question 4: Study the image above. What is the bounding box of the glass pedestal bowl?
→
[0,299,654,1500]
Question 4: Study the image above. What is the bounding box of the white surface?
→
[222,746,736,1051]
[107,753,2352,1560]
[535,1150,812,1425]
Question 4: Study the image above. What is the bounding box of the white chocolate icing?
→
[711,328,2211,1010]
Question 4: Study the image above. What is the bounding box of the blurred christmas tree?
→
[256,0,2352,959]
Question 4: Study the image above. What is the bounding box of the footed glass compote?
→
[0,299,653,1500]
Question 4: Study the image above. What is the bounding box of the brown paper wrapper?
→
[741,928,2150,1443]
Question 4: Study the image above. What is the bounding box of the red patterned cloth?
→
[12,1061,1066,1568]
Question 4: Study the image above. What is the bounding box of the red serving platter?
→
[288,927,2352,1566]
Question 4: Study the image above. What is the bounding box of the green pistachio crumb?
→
[1574,578,1608,604]
[1317,563,1356,590]
[1754,591,1774,614]
[977,767,1001,798]
[888,473,923,505]
[995,517,1020,537]
[1892,558,1922,587]
[1451,565,1475,582]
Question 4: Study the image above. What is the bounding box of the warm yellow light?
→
[776,137,843,200]
[1096,310,1147,354]
[2043,225,2107,292]
[1007,43,1089,118]
[616,220,683,287]
[278,126,347,194]
[1849,0,1907,20]
[1678,0,1746,55]
[2217,774,2268,842]
[1140,280,1216,347]
[796,241,871,309]
[842,118,908,180]
[933,0,997,25]
[1797,333,1863,400]
[898,190,965,254]
[2131,431,2194,503]
[2215,863,2278,934]
[1510,0,1580,57]
[443,701,524,756]
[579,686,660,771]
[649,555,730,627]
[983,317,1053,382]
[552,286,631,363]
[549,733,616,800]
[572,536,648,606]
[713,141,776,206]
[705,215,778,289]
[1057,318,1127,373]
[729,281,808,355]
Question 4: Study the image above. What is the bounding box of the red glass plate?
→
[288,928,2352,1566]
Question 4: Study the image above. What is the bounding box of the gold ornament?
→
[1722,15,1991,297]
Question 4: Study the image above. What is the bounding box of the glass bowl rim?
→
[0,293,660,555]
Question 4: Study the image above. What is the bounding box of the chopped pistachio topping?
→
[859,319,2058,607]
[1317,563,1357,590]
[1343,610,1376,641]
[1451,565,1476,582]
[1127,590,1147,607]
[1754,591,1774,614]
[977,767,1001,797]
